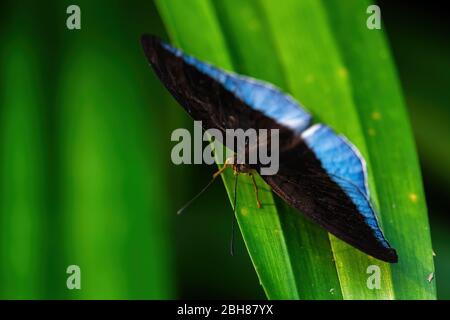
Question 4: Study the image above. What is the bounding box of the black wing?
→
[141,34,305,147]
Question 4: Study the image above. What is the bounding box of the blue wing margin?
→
[161,41,312,133]
[301,124,390,248]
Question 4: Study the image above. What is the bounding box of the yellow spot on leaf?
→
[368,128,376,136]
[338,67,348,78]
[371,111,382,120]
[409,193,418,203]
[240,207,249,216]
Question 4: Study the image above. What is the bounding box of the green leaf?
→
[0,8,46,298]
[322,0,436,299]
[155,0,435,299]
[56,0,174,299]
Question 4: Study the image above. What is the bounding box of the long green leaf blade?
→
[217,0,394,299]
[155,0,342,300]
[322,0,436,299]
[58,0,174,298]
[0,8,46,298]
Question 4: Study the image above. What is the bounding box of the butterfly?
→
[141,34,398,263]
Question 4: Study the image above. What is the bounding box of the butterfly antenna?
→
[230,172,239,256]
[177,162,231,215]
[177,176,217,215]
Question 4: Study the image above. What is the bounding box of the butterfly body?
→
[141,34,398,263]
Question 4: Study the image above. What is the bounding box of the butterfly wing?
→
[263,124,397,263]
[141,34,311,135]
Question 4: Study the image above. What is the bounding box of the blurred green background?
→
[0,0,448,299]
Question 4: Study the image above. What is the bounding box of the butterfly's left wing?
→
[262,124,397,263]
[141,34,311,136]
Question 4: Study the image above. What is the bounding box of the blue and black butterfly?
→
[141,34,398,263]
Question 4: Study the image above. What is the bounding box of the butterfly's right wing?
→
[262,124,397,263]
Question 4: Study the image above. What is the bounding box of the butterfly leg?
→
[213,158,232,178]
[249,172,262,209]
